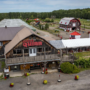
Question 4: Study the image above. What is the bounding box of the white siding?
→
[75,35,81,39]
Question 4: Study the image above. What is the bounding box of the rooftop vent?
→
[5,26,7,28]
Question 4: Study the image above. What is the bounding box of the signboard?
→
[23,40,42,47]
[4,68,9,73]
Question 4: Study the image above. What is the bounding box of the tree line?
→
[0,8,90,21]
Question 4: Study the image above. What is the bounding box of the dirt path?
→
[33,26,60,40]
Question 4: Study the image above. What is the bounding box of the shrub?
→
[60,62,80,74]
[45,23,49,30]
[74,58,90,68]
[26,20,34,24]
[60,62,73,73]
[72,65,80,73]
[44,18,54,22]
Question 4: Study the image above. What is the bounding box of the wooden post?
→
[66,47,67,55]
[44,47,47,73]
[59,49,62,68]
[22,49,25,74]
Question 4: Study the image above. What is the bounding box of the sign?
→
[23,40,42,47]
[4,68,9,73]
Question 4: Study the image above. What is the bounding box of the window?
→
[17,49,22,54]
[24,49,28,53]
[30,49,32,53]
[33,48,36,53]
[0,42,3,46]
[37,48,42,52]
[13,50,16,54]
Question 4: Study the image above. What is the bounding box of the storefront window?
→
[13,50,16,54]
[24,49,28,53]
[17,49,22,54]
[37,48,42,52]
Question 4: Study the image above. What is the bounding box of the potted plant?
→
[10,83,14,87]
[43,80,48,84]
[24,73,30,76]
[75,75,79,80]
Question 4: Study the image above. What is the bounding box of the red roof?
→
[70,31,81,35]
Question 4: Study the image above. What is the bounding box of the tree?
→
[45,23,49,30]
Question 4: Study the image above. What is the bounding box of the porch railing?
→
[6,54,60,65]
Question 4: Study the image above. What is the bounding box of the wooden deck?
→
[6,54,60,66]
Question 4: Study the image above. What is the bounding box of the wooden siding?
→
[6,35,55,58]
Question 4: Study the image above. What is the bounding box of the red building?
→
[59,17,81,31]
[70,31,81,39]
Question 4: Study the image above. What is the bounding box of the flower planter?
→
[45,71,48,74]
[4,77,7,79]
[10,83,14,87]
[75,75,79,80]
[24,73,30,76]
[43,80,48,84]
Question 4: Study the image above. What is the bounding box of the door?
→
[29,48,37,56]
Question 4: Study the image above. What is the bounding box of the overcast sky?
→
[0,0,90,13]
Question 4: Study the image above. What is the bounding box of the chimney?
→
[5,26,7,28]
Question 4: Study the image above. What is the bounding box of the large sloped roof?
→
[49,38,90,49]
[5,27,36,55]
[70,31,81,35]
[0,27,24,41]
[59,17,74,25]
[0,19,36,31]
[4,27,55,55]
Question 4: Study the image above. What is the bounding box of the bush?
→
[45,23,49,30]
[26,20,34,24]
[60,62,80,74]
[74,58,90,68]
[72,65,80,73]
[60,62,73,73]
[44,18,54,22]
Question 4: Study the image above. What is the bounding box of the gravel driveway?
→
[0,70,90,90]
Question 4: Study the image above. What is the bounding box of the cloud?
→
[0,0,90,12]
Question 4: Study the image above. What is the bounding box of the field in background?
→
[75,51,90,59]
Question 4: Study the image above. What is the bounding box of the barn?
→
[59,17,81,31]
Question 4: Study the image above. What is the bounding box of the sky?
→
[0,0,90,13]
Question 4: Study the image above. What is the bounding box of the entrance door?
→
[29,48,37,56]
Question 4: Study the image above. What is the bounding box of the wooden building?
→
[59,17,81,31]
[0,26,60,71]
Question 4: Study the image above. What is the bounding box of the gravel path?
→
[0,70,90,90]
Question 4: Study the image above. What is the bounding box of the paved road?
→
[0,70,90,90]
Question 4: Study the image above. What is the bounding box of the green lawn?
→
[75,51,90,58]
[54,18,61,22]
[79,19,90,26]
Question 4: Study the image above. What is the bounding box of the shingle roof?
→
[0,27,24,41]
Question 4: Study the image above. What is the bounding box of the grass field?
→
[75,51,90,59]
[79,19,90,26]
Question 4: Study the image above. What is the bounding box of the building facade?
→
[59,17,81,31]
[0,26,60,71]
